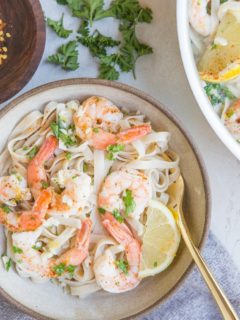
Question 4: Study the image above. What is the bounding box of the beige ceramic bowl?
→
[0,79,210,320]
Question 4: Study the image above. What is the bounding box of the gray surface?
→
[1,0,240,319]
[0,232,239,320]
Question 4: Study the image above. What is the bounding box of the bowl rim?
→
[0,0,46,104]
[176,0,240,161]
[0,78,211,320]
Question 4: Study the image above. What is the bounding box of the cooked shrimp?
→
[11,218,92,278]
[73,96,123,141]
[91,124,151,150]
[98,168,152,220]
[73,96,151,150]
[27,136,58,200]
[49,170,92,214]
[224,99,240,140]
[94,213,141,293]
[0,189,52,232]
[0,174,31,206]
[189,0,211,37]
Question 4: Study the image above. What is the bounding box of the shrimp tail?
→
[0,189,52,232]
[55,218,92,267]
[27,136,58,199]
[117,124,151,145]
[92,124,151,150]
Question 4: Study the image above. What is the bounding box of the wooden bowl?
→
[0,0,45,103]
[0,79,210,320]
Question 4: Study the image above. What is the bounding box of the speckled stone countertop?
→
[0,0,240,319]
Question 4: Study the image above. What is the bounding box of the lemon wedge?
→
[139,200,181,278]
[198,11,240,83]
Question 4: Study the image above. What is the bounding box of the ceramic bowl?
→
[0,79,210,320]
[177,0,240,161]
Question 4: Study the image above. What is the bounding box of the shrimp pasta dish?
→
[0,96,181,298]
[189,0,240,141]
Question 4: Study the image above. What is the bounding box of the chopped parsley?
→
[92,127,99,133]
[32,242,43,251]
[41,180,49,189]
[83,162,88,172]
[2,255,12,272]
[153,261,158,267]
[13,246,23,254]
[47,13,73,38]
[65,152,73,160]
[51,118,77,147]
[112,209,124,223]
[48,41,79,70]
[226,108,235,118]
[123,189,136,216]
[27,146,39,160]
[53,262,66,276]
[115,259,128,275]
[1,204,12,214]
[106,144,124,160]
[98,207,106,215]
[204,83,236,106]
[66,264,76,276]
[53,263,76,276]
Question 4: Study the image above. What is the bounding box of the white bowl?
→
[177,0,240,160]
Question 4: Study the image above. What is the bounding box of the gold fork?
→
[167,175,239,320]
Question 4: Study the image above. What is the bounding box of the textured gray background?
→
[0,0,240,319]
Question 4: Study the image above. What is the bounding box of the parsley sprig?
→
[51,117,77,147]
[53,262,76,277]
[123,189,136,215]
[115,259,128,274]
[204,83,236,106]
[48,41,79,70]
[106,144,124,160]
[47,14,73,38]
[47,0,153,80]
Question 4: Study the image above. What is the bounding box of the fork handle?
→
[178,219,239,320]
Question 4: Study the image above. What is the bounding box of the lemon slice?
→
[139,200,181,278]
[198,11,240,83]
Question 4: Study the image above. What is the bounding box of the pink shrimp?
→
[12,218,93,278]
[27,136,58,200]
[0,189,52,232]
[94,213,141,293]
[91,124,152,150]
[73,96,151,150]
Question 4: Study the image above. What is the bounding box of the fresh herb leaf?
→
[2,255,12,272]
[13,246,23,254]
[77,30,120,58]
[106,144,124,160]
[112,209,124,223]
[41,180,49,189]
[98,207,106,215]
[68,0,110,26]
[57,0,68,4]
[204,83,236,106]
[1,204,12,214]
[48,41,79,70]
[78,19,90,36]
[99,62,120,80]
[65,152,73,160]
[123,189,136,215]
[66,264,76,276]
[115,259,128,274]
[109,0,152,23]
[226,107,235,118]
[27,146,39,160]
[32,242,42,251]
[47,14,73,38]
[51,120,77,147]
[93,128,99,133]
[83,162,88,172]
[53,262,66,276]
